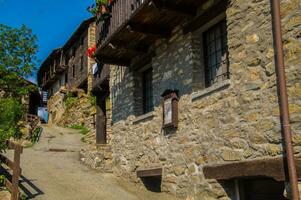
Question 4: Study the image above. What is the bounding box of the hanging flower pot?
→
[86,46,96,58]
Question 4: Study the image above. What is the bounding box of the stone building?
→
[80,0,301,199]
[37,17,96,126]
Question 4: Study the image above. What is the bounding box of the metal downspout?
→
[270,0,300,199]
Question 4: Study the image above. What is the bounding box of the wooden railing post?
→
[11,144,22,200]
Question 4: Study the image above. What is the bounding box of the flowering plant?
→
[87,0,113,17]
[86,46,96,58]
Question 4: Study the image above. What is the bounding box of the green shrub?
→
[65,92,78,110]
[89,95,96,106]
[31,127,42,143]
[0,98,22,152]
[68,124,89,135]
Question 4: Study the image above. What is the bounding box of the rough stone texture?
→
[83,0,301,199]
[80,145,113,173]
[87,22,96,92]
[57,89,96,132]
[47,87,67,125]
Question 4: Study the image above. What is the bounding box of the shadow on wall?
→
[141,176,162,193]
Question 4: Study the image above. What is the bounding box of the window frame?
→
[72,65,76,78]
[142,67,154,114]
[202,19,229,88]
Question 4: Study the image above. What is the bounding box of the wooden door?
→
[96,95,106,145]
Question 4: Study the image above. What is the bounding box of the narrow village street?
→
[6,125,177,200]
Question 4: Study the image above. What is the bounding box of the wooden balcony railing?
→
[96,0,145,47]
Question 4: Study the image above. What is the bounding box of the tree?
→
[0,24,38,151]
[0,24,38,98]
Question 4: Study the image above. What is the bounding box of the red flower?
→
[86,46,96,58]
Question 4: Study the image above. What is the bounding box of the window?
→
[142,68,153,114]
[65,73,68,85]
[71,47,75,57]
[72,65,76,78]
[80,56,84,71]
[80,37,84,46]
[203,20,229,88]
[65,54,69,66]
[235,178,286,200]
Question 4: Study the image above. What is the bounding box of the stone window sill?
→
[133,112,155,124]
[191,80,231,101]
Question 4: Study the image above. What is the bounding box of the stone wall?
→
[103,0,301,199]
[47,88,66,125]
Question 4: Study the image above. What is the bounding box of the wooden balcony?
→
[95,0,207,69]
[92,64,110,92]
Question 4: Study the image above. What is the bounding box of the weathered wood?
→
[96,96,107,145]
[0,140,23,200]
[5,179,13,192]
[127,23,171,38]
[203,155,301,181]
[183,1,227,34]
[0,154,14,170]
[137,168,163,178]
[151,0,196,17]
[97,55,131,66]
[130,51,156,70]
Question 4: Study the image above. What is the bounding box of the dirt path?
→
[11,125,177,200]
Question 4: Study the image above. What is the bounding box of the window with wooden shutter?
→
[142,68,153,114]
[203,19,229,88]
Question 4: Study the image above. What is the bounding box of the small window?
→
[203,20,229,88]
[65,73,68,85]
[81,37,84,46]
[65,54,69,66]
[71,47,75,57]
[72,65,76,78]
[142,68,153,114]
[80,56,84,71]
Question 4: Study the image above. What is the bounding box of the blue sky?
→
[0,0,94,83]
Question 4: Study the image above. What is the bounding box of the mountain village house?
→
[38,0,301,199]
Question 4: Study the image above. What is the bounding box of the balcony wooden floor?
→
[95,0,212,68]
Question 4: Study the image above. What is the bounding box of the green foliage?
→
[0,175,5,186]
[89,95,96,106]
[31,127,42,143]
[68,124,89,135]
[65,92,78,110]
[0,98,22,151]
[96,0,109,5]
[0,24,38,98]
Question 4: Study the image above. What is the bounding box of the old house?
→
[80,0,301,199]
[37,17,96,125]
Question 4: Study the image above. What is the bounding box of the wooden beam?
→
[127,23,171,38]
[96,55,130,66]
[130,51,155,70]
[203,155,301,181]
[137,168,163,178]
[183,1,227,34]
[150,0,196,17]
[111,39,149,54]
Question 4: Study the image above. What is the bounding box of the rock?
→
[220,149,242,161]
[173,165,186,176]
[246,34,259,43]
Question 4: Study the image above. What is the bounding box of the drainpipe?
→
[270,0,300,199]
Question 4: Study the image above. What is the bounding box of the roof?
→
[63,17,95,50]
[37,17,95,86]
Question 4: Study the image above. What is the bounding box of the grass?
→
[67,124,89,135]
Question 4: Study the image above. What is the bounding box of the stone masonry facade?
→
[81,0,301,199]
[46,20,97,131]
